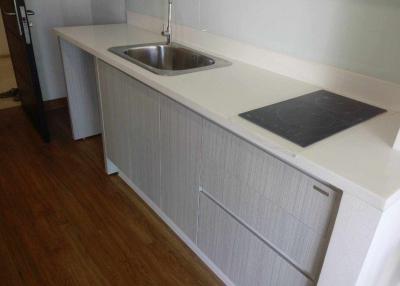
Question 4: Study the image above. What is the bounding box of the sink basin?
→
[109,42,231,76]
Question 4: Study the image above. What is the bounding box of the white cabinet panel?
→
[198,193,313,286]
[201,120,341,278]
[160,97,202,241]
[60,39,101,140]
[97,61,160,204]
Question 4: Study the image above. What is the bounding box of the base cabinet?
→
[96,61,340,286]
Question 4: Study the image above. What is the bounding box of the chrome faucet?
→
[161,0,173,45]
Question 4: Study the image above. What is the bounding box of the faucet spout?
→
[161,0,173,44]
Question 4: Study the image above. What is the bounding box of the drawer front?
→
[198,193,313,286]
[201,120,340,278]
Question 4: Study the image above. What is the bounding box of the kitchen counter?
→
[54,24,400,211]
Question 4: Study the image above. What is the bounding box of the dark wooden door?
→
[1,0,49,142]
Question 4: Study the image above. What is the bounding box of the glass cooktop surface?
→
[239,90,386,147]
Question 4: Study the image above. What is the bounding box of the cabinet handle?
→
[313,185,330,197]
[26,9,35,16]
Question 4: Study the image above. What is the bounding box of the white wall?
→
[25,0,126,101]
[0,9,10,56]
[127,0,400,85]
[92,0,127,25]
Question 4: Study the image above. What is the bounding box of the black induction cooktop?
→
[239,90,386,147]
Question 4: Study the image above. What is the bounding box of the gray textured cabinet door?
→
[160,97,202,241]
[97,61,160,205]
[201,120,340,280]
[126,81,161,205]
[97,61,131,175]
[198,193,313,286]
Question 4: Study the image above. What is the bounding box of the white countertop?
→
[54,24,400,211]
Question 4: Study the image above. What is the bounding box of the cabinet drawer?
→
[198,193,313,286]
[201,120,341,278]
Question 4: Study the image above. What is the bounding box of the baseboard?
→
[117,170,235,286]
[44,97,68,111]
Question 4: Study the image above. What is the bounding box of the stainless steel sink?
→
[109,42,231,76]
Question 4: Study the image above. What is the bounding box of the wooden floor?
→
[0,56,20,110]
[0,107,222,286]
